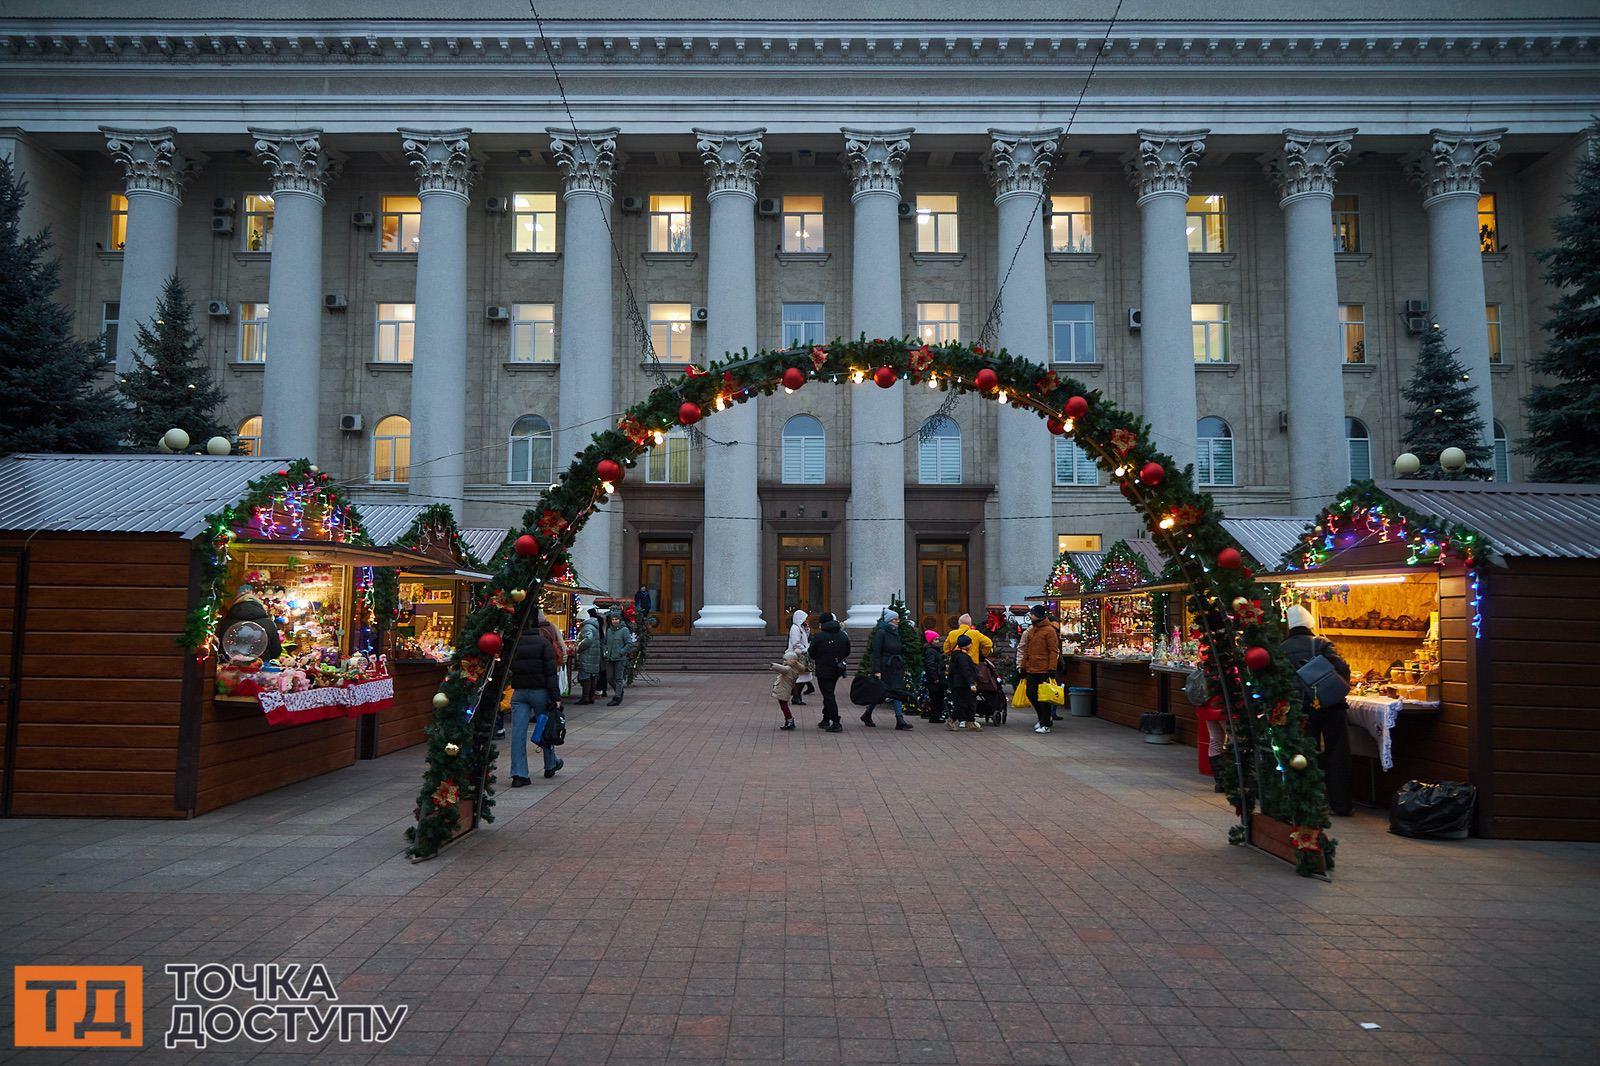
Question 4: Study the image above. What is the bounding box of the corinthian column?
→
[548,128,620,593]
[1264,129,1355,508]
[1405,128,1507,449]
[987,129,1061,603]
[100,127,202,374]
[250,129,339,462]
[841,128,912,629]
[399,128,476,510]
[693,129,766,630]
[1125,129,1207,474]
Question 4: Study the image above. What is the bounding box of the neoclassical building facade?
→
[2,4,1597,632]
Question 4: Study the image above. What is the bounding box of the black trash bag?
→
[1389,780,1476,839]
[1139,711,1176,735]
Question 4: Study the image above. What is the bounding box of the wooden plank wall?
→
[1094,663,1160,730]
[1482,557,1600,841]
[377,662,446,758]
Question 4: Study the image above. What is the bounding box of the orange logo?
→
[13,966,143,1048]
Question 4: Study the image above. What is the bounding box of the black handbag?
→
[545,711,567,746]
[850,674,885,706]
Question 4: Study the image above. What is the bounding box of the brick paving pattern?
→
[3,673,1599,1064]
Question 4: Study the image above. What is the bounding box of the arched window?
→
[508,414,553,485]
[372,415,411,484]
[1346,417,1372,482]
[781,415,826,484]
[236,416,262,457]
[1493,420,1510,483]
[1196,417,1235,487]
[645,425,691,484]
[918,416,962,484]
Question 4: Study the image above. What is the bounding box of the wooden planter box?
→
[1249,812,1329,876]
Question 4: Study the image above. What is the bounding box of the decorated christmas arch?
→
[406,338,1338,874]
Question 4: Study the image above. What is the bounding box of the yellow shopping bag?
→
[1010,684,1032,709]
[1037,680,1067,705]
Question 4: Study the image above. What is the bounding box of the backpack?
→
[1184,664,1211,707]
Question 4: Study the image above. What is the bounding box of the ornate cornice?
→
[398,127,477,198]
[99,126,201,201]
[1263,128,1356,203]
[984,127,1062,201]
[547,127,620,201]
[693,128,764,199]
[841,127,912,199]
[1124,128,1208,201]
[1405,127,1507,203]
[249,127,340,199]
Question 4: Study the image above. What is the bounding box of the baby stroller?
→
[976,657,1007,725]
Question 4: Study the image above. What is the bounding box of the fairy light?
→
[850,368,865,384]
[927,375,939,389]
[997,389,1009,405]
[714,395,727,411]
[1158,516,1176,530]
[601,481,616,495]
[651,429,665,445]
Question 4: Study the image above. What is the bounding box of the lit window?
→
[917,416,962,485]
[99,302,119,363]
[108,193,128,251]
[512,192,557,253]
[1332,194,1360,253]
[1054,439,1099,486]
[781,195,824,253]
[645,425,691,484]
[374,303,416,364]
[1346,417,1372,482]
[1051,303,1095,363]
[1340,304,1366,364]
[916,301,960,346]
[236,416,262,456]
[1049,195,1093,253]
[1197,417,1235,487]
[242,194,275,252]
[1486,303,1503,364]
[1186,194,1227,253]
[380,195,422,252]
[510,303,556,363]
[781,415,826,485]
[372,415,411,483]
[915,194,959,253]
[1191,303,1231,364]
[1478,194,1499,253]
[1057,533,1102,553]
[508,414,553,485]
[648,303,694,363]
[1493,420,1510,483]
[238,302,269,363]
[648,194,693,253]
[781,303,825,348]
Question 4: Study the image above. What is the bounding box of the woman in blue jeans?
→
[507,615,564,787]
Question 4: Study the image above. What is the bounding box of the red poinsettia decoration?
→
[618,415,647,445]
[1268,699,1290,726]
[1289,827,1323,852]
[972,344,987,355]
[489,590,516,614]
[811,346,829,372]
[1036,370,1060,393]
[431,779,460,807]
[460,657,486,684]
[984,608,1004,633]
[1170,504,1206,528]
[910,344,934,373]
[537,509,568,538]
[1110,428,1139,455]
[1233,599,1265,625]
[551,560,575,585]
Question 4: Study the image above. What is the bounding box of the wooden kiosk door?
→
[640,541,692,634]
[918,542,968,634]
[779,560,829,628]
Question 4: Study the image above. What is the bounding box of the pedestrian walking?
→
[861,607,913,731]
[922,628,947,722]
[573,608,603,705]
[946,633,980,731]
[602,607,637,707]
[634,583,653,622]
[786,609,815,705]
[809,611,850,732]
[943,613,993,664]
[508,614,563,786]
[1282,604,1354,816]
[769,648,809,730]
[1021,604,1061,733]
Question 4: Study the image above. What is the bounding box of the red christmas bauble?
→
[477,632,504,657]
[1244,645,1271,672]
[1064,395,1089,419]
[973,368,999,393]
[513,534,538,557]
[1241,567,1255,581]
[1217,547,1243,570]
[678,402,702,426]
[873,366,897,389]
[1046,417,1066,436]
[597,458,623,484]
[1140,461,1166,486]
[782,367,806,391]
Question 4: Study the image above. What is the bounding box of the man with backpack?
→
[1282,604,1354,816]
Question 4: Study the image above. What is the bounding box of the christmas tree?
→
[1398,323,1491,480]
[1523,124,1600,482]
[117,275,229,451]
[0,156,123,455]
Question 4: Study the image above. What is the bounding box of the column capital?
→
[547,127,621,201]
[398,127,478,198]
[1124,128,1208,202]
[1405,127,1507,204]
[1263,128,1357,205]
[693,128,765,199]
[984,128,1063,202]
[249,128,341,200]
[841,127,913,199]
[100,126,202,201]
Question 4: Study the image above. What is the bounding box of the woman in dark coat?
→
[508,615,563,787]
[946,633,980,730]
[1282,604,1353,816]
[809,612,851,732]
[922,629,947,722]
[861,607,912,731]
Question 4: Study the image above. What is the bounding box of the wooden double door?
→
[918,541,968,635]
[640,540,693,634]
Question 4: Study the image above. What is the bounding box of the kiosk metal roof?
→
[1377,480,1600,560]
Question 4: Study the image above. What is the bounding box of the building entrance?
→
[777,535,830,628]
[917,541,968,634]
[640,539,692,634]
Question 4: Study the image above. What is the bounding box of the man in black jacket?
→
[508,614,564,787]
[1282,605,1353,816]
[808,612,851,732]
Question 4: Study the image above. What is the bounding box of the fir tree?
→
[1398,323,1491,480]
[117,275,228,451]
[0,156,123,455]
[1523,125,1600,482]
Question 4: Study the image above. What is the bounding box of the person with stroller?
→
[946,633,980,731]
[922,629,947,723]
[1020,603,1062,734]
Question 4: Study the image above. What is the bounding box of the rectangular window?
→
[1331,194,1360,253]
[380,195,422,252]
[1186,194,1228,253]
[510,303,556,363]
[780,302,825,348]
[916,301,960,346]
[1478,194,1500,253]
[1050,303,1096,363]
[1191,303,1231,364]
[915,194,959,253]
[1053,439,1099,486]
[648,303,694,363]
[99,302,119,363]
[1348,437,1372,482]
[374,303,416,364]
[242,194,275,252]
[1197,437,1235,487]
[511,192,557,253]
[238,302,269,363]
[1486,303,1503,364]
[1340,304,1367,364]
[645,428,691,484]
[1493,436,1511,483]
[107,193,128,251]
[1057,533,1102,553]
[783,436,827,485]
[918,436,962,485]
[781,195,825,253]
[1048,194,1093,253]
[648,194,693,253]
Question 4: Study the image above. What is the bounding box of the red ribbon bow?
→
[811,346,829,372]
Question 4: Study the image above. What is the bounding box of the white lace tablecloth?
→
[1346,694,1403,771]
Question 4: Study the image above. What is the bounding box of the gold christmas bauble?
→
[1289,753,1309,771]
[510,588,527,603]
[444,742,460,756]
[1231,596,1250,613]
[432,692,449,709]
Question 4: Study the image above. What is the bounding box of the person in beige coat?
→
[769,649,810,731]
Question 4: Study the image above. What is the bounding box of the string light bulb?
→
[1114,465,1127,478]
[602,481,616,495]
[651,429,665,445]
[997,390,1009,405]
[1159,516,1176,530]
[714,395,727,412]
[927,375,938,389]
[850,369,865,384]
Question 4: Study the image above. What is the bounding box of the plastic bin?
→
[1068,686,1094,717]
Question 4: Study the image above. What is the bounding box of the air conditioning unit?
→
[1127,307,1143,332]
[619,195,644,214]
[897,201,915,220]
[693,306,709,323]
[339,413,364,433]
[757,197,781,217]
[484,196,510,213]
[323,293,348,311]
[207,300,230,318]
[351,211,375,228]
[212,197,236,213]
[211,216,234,236]
[1403,298,1429,315]
[1404,314,1429,336]
[1278,411,1290,433]
[486,305,510,321]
